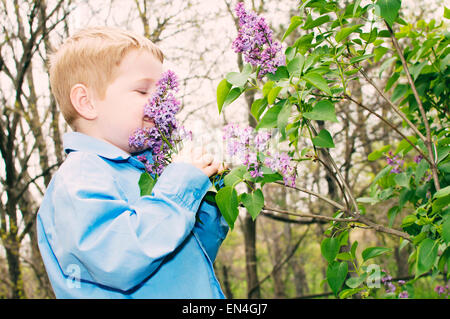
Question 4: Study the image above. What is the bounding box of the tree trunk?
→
[243,213,260,298]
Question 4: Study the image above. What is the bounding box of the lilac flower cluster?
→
[223,123,296,187]
[381,273,396,293]
[232,2,285,79]
[128,70,191,175]
[434,284,449,297]
[385,151,405,174]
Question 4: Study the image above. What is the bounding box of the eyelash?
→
[135,90,148,95]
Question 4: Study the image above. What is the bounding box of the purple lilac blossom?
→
[398,291,409,298]
[128,70,191,176]
[414,154,423,163]
[232,2,285,79]
[434,284,448,296]
[385,151,404,174]
[223,123,297,187]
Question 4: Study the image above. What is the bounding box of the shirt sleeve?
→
[50,155,211,292]
[193,199,229,263]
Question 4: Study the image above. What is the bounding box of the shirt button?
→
[194,191,201,199]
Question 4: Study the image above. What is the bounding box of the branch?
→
[385,21,440,191]
[261,210,327,224]
[262,205,357,223]
[274,181,346,212]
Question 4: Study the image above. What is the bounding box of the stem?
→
[274,181,346,211]
[263,205,355,223]
[385,21,440,191]
[308,124,361,216]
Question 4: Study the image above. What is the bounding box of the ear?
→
[70,84,98,120]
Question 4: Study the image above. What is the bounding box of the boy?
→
[36,27,229,298]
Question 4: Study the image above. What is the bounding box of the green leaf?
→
[268,86,282,105]
[391,84,408,103]
[224,87,244,108]
[374,46,389,63]
[287,55,305,75]
[409,61,427,81]
[394,172,410,188]
[282,16,303,41]
[362,247,391,262]
[277,101,292,139]
[433,185,450,199]
[416,238,439,277]
[256,100,285,129]
[368,145,391,161]
[387,206,400,227]
[303,72,332,95]
[224,165,247,187]
[321,237,340,263]
[251,98,268,121]
[266,66,289,81]
[327,262,348,296]
[385,72,400,92]
[303,14,331,30]
[345,273,368,289]
[312,129,335,148]
[138,172,157,196]
[294,33,315,53]
[349,54,375,64]
[335,24,363,43]
[303,100,338,123]
[336,252,353,261]
[262,81,274,98]
[226,71,249,87]
[339,287,364,299]
[375,0,401,27]
[415,160,429,185]
[442,216,450,244]
[378,56,396,78]
[217,79,232,113]
[445,6,450,19]
[240,189,265,221]
[216,186,239,230]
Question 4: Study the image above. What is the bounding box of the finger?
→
[203,161,220,177]
[202,153,214,166]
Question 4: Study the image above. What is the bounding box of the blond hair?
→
[49,26,164,127]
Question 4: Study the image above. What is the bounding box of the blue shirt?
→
[36,132,229,298]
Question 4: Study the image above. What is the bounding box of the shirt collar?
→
[63,132,152,170]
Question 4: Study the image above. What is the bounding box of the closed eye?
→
[135,90,148,95]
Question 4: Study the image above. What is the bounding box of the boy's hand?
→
[173,142,226,177]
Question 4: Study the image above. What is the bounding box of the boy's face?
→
[92,49,163,153]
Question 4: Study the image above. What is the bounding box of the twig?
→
[385,21,440,191]
[263,205,357,223]
[274,181,346,212]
